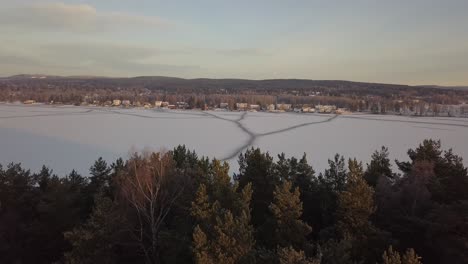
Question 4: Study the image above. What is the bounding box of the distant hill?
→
[2,74,467,97]
[417,85,468,91]
[2,74,411,90]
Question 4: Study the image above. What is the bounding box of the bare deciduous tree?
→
[118,151,184,264]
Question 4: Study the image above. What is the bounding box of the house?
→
[302,106,315,113]
[154,101,162,107]
[176,102,188,109]
[267,104,275,111]
[276,103,292,111]
[249,104,261,111]
[219,102,229,109]
[161,101,170,107]
[112,99,121,106]
[461,104,468,117]
[122,100,131,107]
[236,103,248,110]
[335,108,350,115]
[168,105,176,109]
[316,105,337,113]
[23,100,36,104]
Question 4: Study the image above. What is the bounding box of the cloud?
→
[0,2,171,33]
[215,48,271,57]
[0,40,200,77]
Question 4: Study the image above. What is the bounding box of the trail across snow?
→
[1,104,467,175]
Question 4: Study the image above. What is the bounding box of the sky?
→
[0,0,467,85]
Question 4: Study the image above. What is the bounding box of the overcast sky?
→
[1,0,467,85]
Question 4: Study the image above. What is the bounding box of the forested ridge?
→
[2,76,467,113]
[1,139,467,263]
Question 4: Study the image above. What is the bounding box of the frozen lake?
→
[1,104,467,176]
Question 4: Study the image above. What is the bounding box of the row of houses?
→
[229,102,343,114]
[107,100,186,110]
[398,103,468,117]
[20,98,344,114]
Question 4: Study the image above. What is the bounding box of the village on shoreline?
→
[13,98,468,118]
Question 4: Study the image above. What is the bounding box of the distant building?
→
[112,99,121,106]
[168,104,176,109]
[301,106,315,113]
[236,103,248,110]
[23,100,36,104]
[176,101,188,109]
[267,104,275,111]
[249,104,261,111]
[316,105,336,113]
[161,101,170,107]
[276,103,292,111]
[219,102,229,109]
[335,108,350,115]
[122,100,131,107]
[155,101,163,107]
[461,104,468,117]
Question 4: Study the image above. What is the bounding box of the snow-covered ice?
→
[1,104,467,176]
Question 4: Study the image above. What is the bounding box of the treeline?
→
[1,140,468,263]
[1,76,467,112]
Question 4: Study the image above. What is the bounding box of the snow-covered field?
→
[1,104,467,175]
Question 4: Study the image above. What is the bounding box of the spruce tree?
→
[269,181,312,250]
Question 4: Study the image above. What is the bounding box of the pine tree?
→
[192,226,213,264]
[336,158,375,239]
[323,154,347,193]
[269,181,312,250]
[64,194,125,264]
[191,176,255,264]
[293,154,315,193]
[381,246,422,264]
[365,146,393,187]
[172,145,199,169]
[89,157,111,193]
[293,154,316,227]
[320,239,354,264]
[235,148,277,231]
[66,169,88,190]
[382,246,401,264]
[278,246,319,264]
[402,249,422,264]
[192,194,254,263]
[191,184,212,223]
[35,165,53,191]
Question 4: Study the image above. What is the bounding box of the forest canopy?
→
[1,139,467,263]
